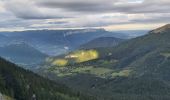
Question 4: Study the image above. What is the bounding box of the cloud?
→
[128,13,170,22]
[36,0,116,13]
[36,0,170,14]
[0,0,170,30]
[3,0,65,19]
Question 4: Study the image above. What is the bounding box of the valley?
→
[0,0,168,100]
[38,24,170,100]
[0,25,169,100]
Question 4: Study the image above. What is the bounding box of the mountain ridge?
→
[39,24,170,100]
[150,24,170,34]
[79,37,124,49]
[0,28,118,56]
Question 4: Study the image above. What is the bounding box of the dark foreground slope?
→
[40,24,170,100]
[0,57,96,100]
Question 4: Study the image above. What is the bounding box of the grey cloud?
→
[0,19,31,28]
[36,0,170,14]
[3,0,65,19]
[0,0,170,30]
[3,0,170,20]
[130,15,170,24]
[47,21,68,25]
[37,0,114,13]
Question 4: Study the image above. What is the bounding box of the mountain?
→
[0,57,96,100]
[39,24,170,100]
[0,43,47,69]
[79,37,124,49]
[0,34,7,40]
[0,29,124,56]
[0,34,11,46]
[150,24,170,33]
[112,30,148,39]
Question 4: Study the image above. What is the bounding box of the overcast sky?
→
[0,0,169,31]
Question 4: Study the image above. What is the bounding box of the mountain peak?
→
[150,24,170,34]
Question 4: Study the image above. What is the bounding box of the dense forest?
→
[0,57,96,100]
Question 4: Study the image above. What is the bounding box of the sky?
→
[0,0,170,31]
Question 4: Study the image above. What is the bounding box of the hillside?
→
[0,43,47,69]
[0,34,7,40]
[39,24,170,100]
[112,30,148,39]
[79,37,124,49]
[0,57,96,100]
[0,34,11,46]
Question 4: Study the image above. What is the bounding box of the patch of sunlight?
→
[111,69,132,78]
[160,52,170,58]
[51,59,68,66]
[66,50,99,63]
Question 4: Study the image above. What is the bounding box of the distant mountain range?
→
[39,24,170,100]
[0,29,112,56]
[79,37,124,49]
[0,28,128,69]
[0,29,146,56]
[112,30,148,39]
